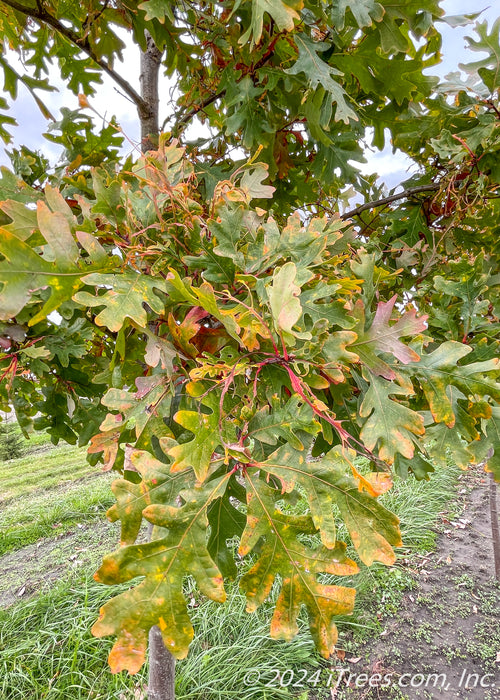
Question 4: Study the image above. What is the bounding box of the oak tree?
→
[0,2,500,698]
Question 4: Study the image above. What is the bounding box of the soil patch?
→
[337,468,500,699]
[0,518,119,608]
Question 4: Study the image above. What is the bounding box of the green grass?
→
[0,436,465,699]
[0,442,113,556]
[0,442,96,502]
[0,473,114,556]
[0,573,323,700]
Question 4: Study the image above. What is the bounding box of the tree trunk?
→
[139,31,162,152]
[148,626,177,700]
[490,473,500,581]
[140,33,175,695]
[145,520,176,699]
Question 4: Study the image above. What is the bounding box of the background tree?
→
[0,418,24,460]
[0,2,499,699]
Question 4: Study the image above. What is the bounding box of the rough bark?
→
[139,31,163,152]
[490,473,500,581]
[145,519,176,699]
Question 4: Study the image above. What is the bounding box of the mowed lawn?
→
[0,438,115,556]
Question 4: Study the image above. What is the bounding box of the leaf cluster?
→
[0,0,500,675]
[0,131,499,669]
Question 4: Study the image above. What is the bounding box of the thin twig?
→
[1,0,149,117]
[341,184,440,220]
[175,89,226,130]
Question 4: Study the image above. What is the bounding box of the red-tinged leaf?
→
[168,307,208,358]
[236,309,271,351]
[165,270,241,344]
[353,297,427,379]
[88,430,120,471]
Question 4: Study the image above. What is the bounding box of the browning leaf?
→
[239,475,357,658]
[258,443,401,563]
[92,475,229,672]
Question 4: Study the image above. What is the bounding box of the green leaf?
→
[300,284,355,330]
[322,331,359,380]
[207,475,247,579]
[408,343,500,427]
[101,380,172,446]
[460,19,500,92]
[43,318,93,368]
[0,200,38,240]
[107,445,190,546]
[37,201,79,267]
[225,77,270,149]
[286,34,358,124]
[248,394,320,452]
[426,421,473,470]
[330,0,384,31]
[211,205,246,270]
[239,475,358,658]
[469,406,500,482]
[359,374,425,463]
[138,0,174,23]
[239,0,301,47]
[143,328,177,375]
[0,230,83,324]
[168,392,224,482]
[74,272,168,332]
[240,163,276,200]
[267,262,310,345]
[395,453,435,480]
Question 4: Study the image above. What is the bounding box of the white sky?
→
[0,0,498,190]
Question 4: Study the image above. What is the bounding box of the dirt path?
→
[338,469,500,699]
[0,519,118,608]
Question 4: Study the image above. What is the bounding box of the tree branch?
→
[0,0,150,117]
[174,34,284,132]
[175,89,226,131]
[341,184,440,220]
